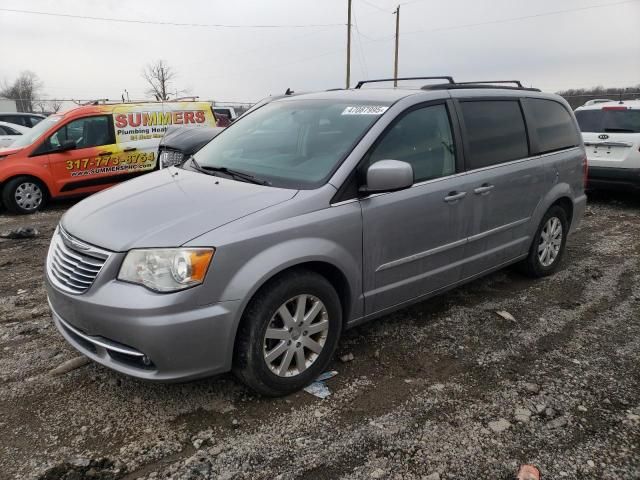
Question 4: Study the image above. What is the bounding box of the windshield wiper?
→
[604,128,636,133]
[187,156,215,176]
[199,165,271,186]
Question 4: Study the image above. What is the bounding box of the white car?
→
[575,100,640,190]
[0,121,29,147]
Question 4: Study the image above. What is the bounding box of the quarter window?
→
[0,125,20,135]
[47,115,113,150]
[460,100,528,169]
[527,99,579,153]
[366,104,456,183]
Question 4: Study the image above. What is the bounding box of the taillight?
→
[583,155,588,189]
[602,106,627,111]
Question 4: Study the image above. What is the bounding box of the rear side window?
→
[575,108,640,133]
[0,125,20,135]
[460,100,528,169]
[0,115,28,127]
[527,99,579,153]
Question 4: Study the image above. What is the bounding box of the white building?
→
[0,98,17,112]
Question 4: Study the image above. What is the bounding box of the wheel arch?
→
[1,173,52,198]
[228,258,356,366]
[550,196,574,227]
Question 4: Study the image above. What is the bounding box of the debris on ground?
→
[49,356,91,376]
[37,458,124,480]
[340,352,355,363]
[0,226,39,239]
[488,418,512,433]
[517,464,541,480]
[495,310,517,322]
[303,370,338,399]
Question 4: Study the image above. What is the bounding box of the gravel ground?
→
[0,192,639,480]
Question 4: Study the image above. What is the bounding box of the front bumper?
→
[588,166,640,190]
[46,276,241,382]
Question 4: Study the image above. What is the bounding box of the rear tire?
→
[519,205,568,278]
[233,269,342,397]
[2,176,47,214]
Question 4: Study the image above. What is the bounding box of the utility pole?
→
[346,0,352,89]
[393,5,400,87]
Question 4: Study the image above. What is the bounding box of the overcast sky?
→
[1,0,639,105]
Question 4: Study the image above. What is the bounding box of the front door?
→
[360,102,471,315]
[45,115,125,196]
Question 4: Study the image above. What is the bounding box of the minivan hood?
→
[61,168,297,251]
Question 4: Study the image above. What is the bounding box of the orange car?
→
[0,101,217,214]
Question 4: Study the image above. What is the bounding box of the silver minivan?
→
[45,78,587,396]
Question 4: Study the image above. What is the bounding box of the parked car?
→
[158,125,224,168]
[0,101,217,213]
[574,100,640,190]
[0,121,29,147]
[213,106,238,121]
[0,112,46,128]
[45,78,586,396]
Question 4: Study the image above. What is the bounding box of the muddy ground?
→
[0,192,639,480]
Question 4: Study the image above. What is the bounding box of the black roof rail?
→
[456,80,524,88]
[355,76,454,89]
[421,82,541,92]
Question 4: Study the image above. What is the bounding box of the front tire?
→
[2,176,47,214]
[519,205,568,278]
[233,270,342,397]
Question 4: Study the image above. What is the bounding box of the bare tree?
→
[142,60,179,101]
[35,99,63,114]
[0,71,43,112]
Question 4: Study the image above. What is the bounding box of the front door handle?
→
[98,151,112,156]
[474,184,495,195]
[444,191,467,203]
[123,147,137,152]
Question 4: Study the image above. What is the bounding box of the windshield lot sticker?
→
[342,106,389,115]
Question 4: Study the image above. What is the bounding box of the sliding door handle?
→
[474,184,495,195]
[444,191,467,203]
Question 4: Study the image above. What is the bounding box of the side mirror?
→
[361,159,414,194]
[58,139,77,152]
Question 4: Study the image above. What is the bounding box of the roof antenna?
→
[285,88,294,95]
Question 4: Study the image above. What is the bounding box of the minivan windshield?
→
[8,115,63,148]
[575,108,640,133]
[191,99,390,188]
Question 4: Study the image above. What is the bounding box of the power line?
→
[0,7,345,29]
[359,0,640,42]
[358,0,394,14]
[353,7,370,78]
[401,0,640,37]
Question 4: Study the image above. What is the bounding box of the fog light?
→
[142,355,152,366]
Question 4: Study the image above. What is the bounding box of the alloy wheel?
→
[262,294,329,377]
[538,216,563,267]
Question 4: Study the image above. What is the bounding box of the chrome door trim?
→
[467,217,530,243]
[376,217,530,273]
[376,238,467,272]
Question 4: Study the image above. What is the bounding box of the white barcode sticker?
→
[342,105,389,115]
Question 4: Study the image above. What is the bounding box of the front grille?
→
[47,228,110,294]
[159,148,184,168]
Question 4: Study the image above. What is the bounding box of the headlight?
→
[159,149,184,168]
[118,248,214,292]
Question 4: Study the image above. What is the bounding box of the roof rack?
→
[456,80,524,88]
[355,76,454,89]
[354,76,540,92]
